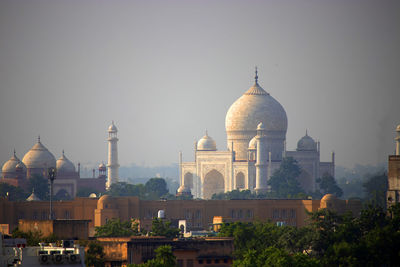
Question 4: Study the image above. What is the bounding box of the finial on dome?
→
[254,66,258,84]
[306,129,308,136]
[38,135,41,143]
[13,149,16,156]
[205,129,208,136]
[62,149,65,156]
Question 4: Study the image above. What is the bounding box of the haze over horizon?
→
[0,0,399,173]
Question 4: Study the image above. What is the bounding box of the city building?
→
[387,124,400,208]
[97,236,234,267]
[0,195,362,236]
[178,70,334,199]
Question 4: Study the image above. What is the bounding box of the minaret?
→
[106,121,119,189]
[396,125,400,156]
[255,122,268,194]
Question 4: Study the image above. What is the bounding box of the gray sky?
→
[0,0,399,172]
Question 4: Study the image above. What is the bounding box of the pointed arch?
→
[235,172,245,189]
[203,169,224,199]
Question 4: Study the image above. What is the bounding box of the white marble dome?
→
[22,138,56,169]
[2,152,25,173]
[197,132,217,151]
[225,80,287,135]
[248,136,257,150]
[56,151,75,173]
[297,132,317,151]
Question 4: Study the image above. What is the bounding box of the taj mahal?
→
[177,69,335,199]
[1,69,334,200]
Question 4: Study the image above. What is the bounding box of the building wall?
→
[18,219,90,239]
[387,155,400,207]
[0,196,362,234]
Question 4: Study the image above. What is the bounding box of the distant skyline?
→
[0,0,399,172]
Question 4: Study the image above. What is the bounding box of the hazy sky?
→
[0,0,399,172]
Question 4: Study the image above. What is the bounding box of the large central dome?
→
[225,71,287,160]
[22,137,56,169]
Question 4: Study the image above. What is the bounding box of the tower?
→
[106,121,119,189]
[255,122,268,194]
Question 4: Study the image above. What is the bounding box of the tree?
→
[150,218,180,238]
[212,189,256,200]
[363,172,388,208]
[268,157,305,198]
[94,218,139,237]
[28,174,49,200]
[145,178,169,199]
[128,245,176,267]
[317,173,343,197]
[11,228,58,246]
[0,183,28,201]
[107,182,145,197]
[85,241,105,267]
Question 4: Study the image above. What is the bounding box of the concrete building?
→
[0,195,362,236]
[179,70,335,199]
[387,124,400,207]
[97,236,234,267]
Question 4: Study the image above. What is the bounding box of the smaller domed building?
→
[1,137,106,198]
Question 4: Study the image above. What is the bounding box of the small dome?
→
[26,189,41,201]
[396,125,400,132]
[98,163,106,170]
[89,193,98,198]
[56,151,75,173]
[97,195,114,209]
[297,131,317,151]
[22,138,56,169]
[257,122,265,131]
[108,121,118,132]
[248,136,257,150]
[15,162,25,172]
[197,131,217,151]
[321,194,337,202]
[2,151,25,173]
[177,184,191,194]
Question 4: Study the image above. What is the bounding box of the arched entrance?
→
[55,189,71,200]
[236,172,245,189]
[203,170,224,199]
[184,172,193,189]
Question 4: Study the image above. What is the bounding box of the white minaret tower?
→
[396,125,400,156]
[107,121,119,189]
[255,122,268,194]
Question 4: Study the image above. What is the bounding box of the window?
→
[196,210,201,219]
[290,209,296,218]
[64,210,70,219]
[198,259,203,264]
[272,209,279,219]
[41,211,47,220]
[246,210,253,218]
[33,211,38,220]
[238,210,243,218]
[281,209,287,219]
[231,210,236,218]
[187,259,194,267]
